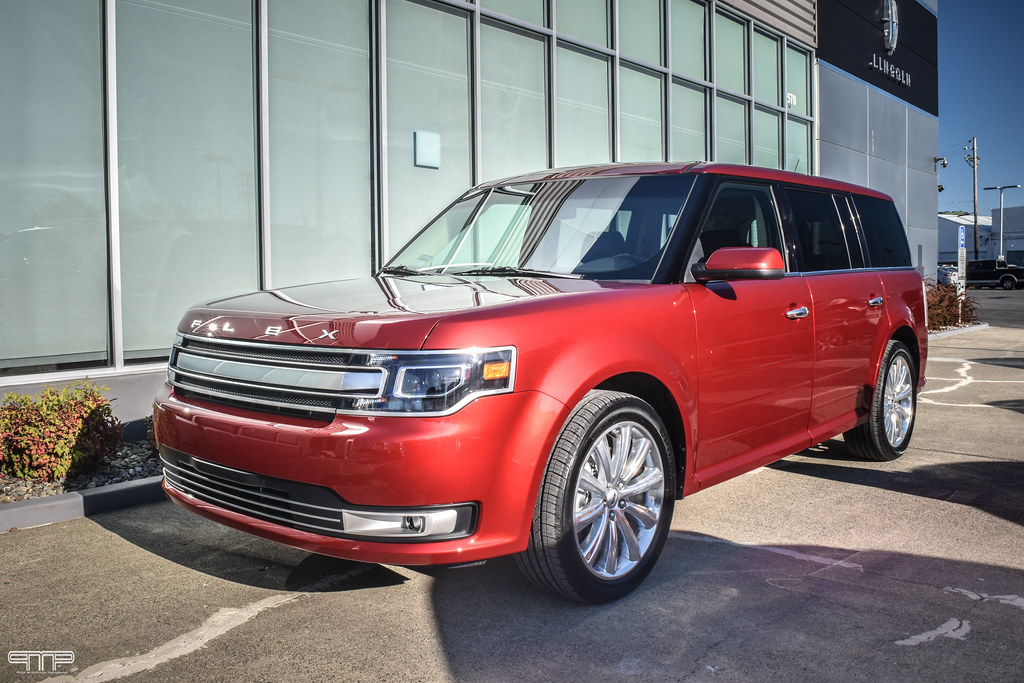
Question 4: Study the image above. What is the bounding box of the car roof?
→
[482,162,893,202]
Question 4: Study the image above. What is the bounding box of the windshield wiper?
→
[450,266,582,279]
[378,264,429,277]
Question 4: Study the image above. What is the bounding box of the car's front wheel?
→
[1001,276,1017,290]
[844,340,917,461]
[516,390,675,602]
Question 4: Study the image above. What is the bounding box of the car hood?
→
[178,274,616,349]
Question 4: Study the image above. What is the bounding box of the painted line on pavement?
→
[45,574,359,682]
[894,618,971,646]
[945,588,1024,610]
[670,532,864,570]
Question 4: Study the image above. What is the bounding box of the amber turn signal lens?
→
[482,361,511,381]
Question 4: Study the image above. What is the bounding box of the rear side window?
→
[853,195,912,267]
[787,189,852,272]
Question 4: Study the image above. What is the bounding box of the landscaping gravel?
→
[0,441,161,504]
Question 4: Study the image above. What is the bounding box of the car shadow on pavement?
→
[426,534,1024,681]
[768,440,1024,527]
[90,500,408,593]
[986,399,1024,413]
[966,356,1024,372]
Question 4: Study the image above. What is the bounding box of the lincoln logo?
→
[882,0,899,55]
[870,0,909,87]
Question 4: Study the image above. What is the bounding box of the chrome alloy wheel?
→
[572,420,666,580]
[883,354,914,448]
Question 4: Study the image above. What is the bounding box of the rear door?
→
[783,188,884,442]
[687,182,814,487]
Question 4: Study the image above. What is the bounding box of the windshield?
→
[387,174,695,281]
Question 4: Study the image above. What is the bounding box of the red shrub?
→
[0,379,123,482]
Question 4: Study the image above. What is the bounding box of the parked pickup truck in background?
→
[966,258,1024,290]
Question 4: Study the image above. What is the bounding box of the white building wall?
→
[992,206,1024,264]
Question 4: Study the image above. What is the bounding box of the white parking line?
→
[921,361,974,396]
[45,574,357,682]
[922,357,1024,409]
[670,532,864,570]
[945,588,1024,610]
[894,618,971,646]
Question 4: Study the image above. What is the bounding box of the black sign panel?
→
[818,0,938,116]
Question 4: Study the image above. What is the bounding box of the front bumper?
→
[153,384,567,565]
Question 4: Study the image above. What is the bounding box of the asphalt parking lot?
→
[2,292,1022,682]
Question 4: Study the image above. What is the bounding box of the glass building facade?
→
[10,0,940,426]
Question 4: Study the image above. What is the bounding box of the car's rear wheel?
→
[516,390,675,602]
[844,340,917,461]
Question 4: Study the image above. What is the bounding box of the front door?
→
[687,182,814,488]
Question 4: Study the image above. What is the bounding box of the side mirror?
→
[690,247,786,283]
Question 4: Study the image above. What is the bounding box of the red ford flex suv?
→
[154,163,927,602]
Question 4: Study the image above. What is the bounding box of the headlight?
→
[344,347,516,415]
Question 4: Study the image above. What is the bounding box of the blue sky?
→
[937,2,1024,214]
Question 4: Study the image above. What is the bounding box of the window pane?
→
[854,195,912,267]
[0,0,108,375]
[788,190,852,272]
[786,117,810,173]
[386,0,471,253]
[268,0,371,288]
[481,24,547,180]
[715,12,746,94]
[671,0,706,80]
[556,47,611,166]
[671,82,706,161]
[786,45,810,116]
[556,0,607,47]
[481,0,545,26]
[117,0,257,359]
[697,184,783,257]
[753,108,781,169]
[715,96,747,164]
[619,0,661,65]
[619,68,663,162]
[392,176,695,283]
[753,31,779,106]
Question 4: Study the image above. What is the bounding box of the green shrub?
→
[0,379,123,482]
[925,281,977,332]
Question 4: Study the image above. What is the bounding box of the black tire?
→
[844,340,917,461]
[1001,276,1016,290]
[515,390,675,603]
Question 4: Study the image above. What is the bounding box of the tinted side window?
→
[787,189,852,272]
[694,183,784,261]
[852,195,912,267]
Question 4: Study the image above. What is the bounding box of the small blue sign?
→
[959,225,966,249]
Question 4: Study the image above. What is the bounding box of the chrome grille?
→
[162,449,348,537]
[168,334,386,416]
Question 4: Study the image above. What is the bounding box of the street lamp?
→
[983,184,1020,260]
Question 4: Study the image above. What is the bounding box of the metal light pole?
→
[983,184,1021,260]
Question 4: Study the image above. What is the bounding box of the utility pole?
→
[965,137,980,259]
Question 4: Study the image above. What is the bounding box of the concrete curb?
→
[0,476,166,532]
[928,322,989,340]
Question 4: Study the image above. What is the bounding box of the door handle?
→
[786,306,809,320]
[868,296,884,307]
